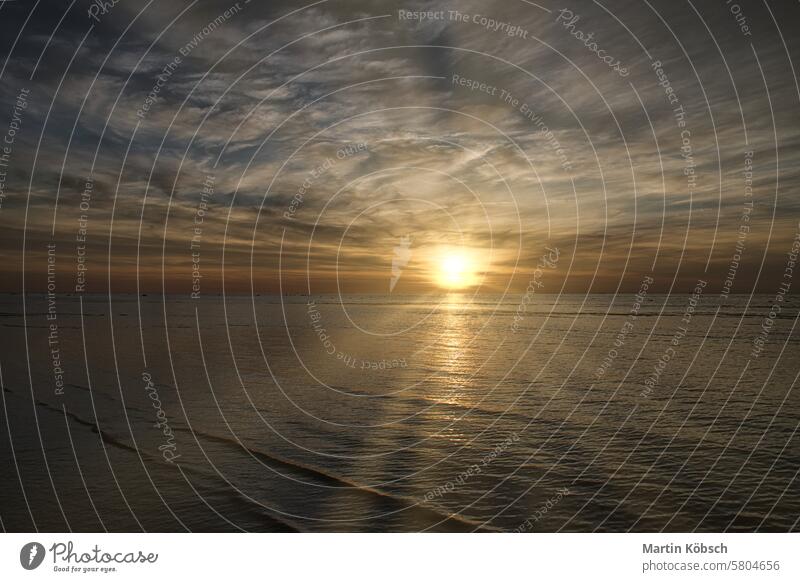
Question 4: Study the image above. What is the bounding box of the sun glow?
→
[434,249,481,289]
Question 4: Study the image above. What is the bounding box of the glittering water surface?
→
[1,293,798,531]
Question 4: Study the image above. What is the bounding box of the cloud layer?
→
[1,0,798,294]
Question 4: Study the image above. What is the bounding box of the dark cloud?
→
[1,0,798,293]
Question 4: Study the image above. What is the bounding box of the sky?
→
[0,0,799,295]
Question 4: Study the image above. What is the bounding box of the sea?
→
[1,292,797,532]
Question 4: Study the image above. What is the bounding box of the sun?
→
[435,250,480,289]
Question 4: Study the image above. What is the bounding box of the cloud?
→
[1,0,798,293]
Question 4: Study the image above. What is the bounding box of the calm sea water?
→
[1,293,798,532]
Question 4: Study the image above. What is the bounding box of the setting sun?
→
[435,250,480,289]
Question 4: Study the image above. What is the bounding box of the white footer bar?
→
[1,533,797,581]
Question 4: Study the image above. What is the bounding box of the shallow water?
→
[1,293,798,531]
